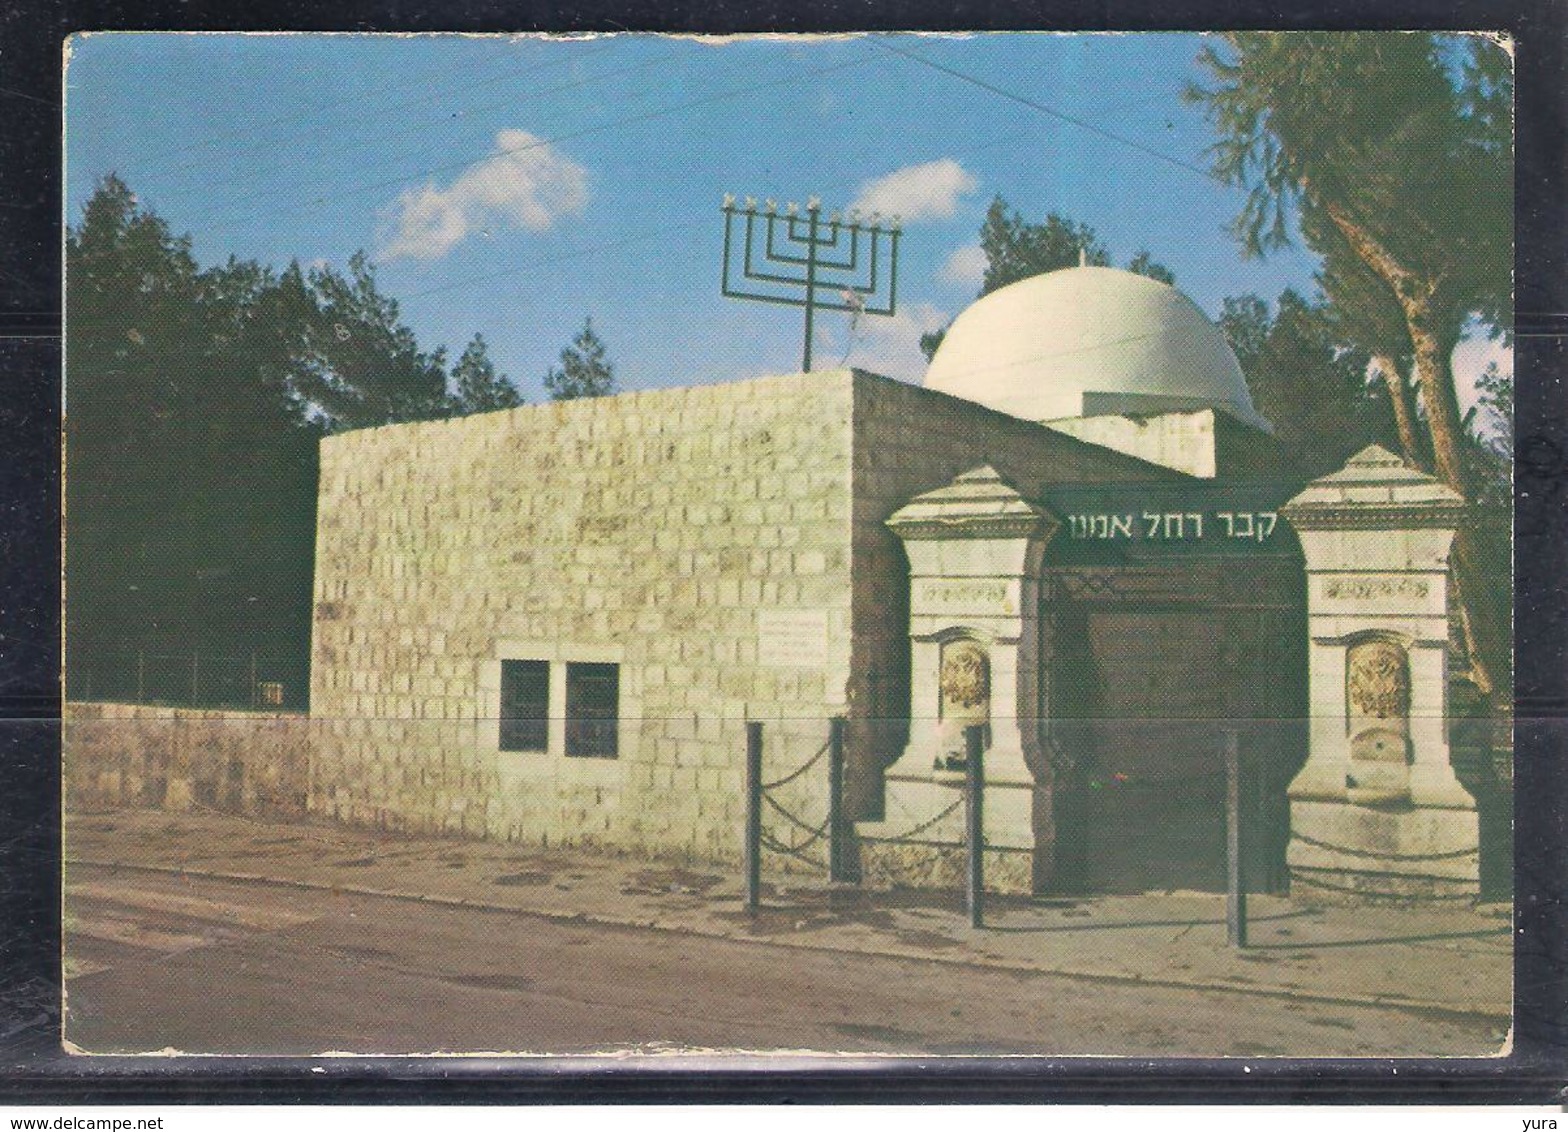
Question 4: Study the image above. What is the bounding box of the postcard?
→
[61,30,1515,1058]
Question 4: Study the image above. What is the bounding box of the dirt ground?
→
[64,864,1508,1058]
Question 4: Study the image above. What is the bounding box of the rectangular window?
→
[499,659,549,752]
[565,662,619,758]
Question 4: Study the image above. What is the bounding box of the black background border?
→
[2,0,1564,1103]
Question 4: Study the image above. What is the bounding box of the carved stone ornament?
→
[940,640,991,719]
[1347,639,1411,721]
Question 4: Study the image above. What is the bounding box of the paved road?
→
[64,865,1507,1058]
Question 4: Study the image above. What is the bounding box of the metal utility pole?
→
[720,194,901,372]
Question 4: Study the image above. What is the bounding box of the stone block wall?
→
[64,702,309,818]
[310,371,860,863]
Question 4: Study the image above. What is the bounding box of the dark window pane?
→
[500,660,549,751]
[566,662,618,758]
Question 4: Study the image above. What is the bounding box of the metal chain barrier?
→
[759,831,829,869]
[1290,869,1479,901]
[1291,829,1480,862]
[761,737,831,791]
[762,793,831,849]
[856,796,964,845]
[744,721,848,908]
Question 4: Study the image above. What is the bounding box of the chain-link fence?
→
[66,648,309,711]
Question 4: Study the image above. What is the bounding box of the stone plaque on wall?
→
[757,609,830,668]
[914,578,1017,617]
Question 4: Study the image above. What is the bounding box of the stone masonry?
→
[1280,445,1480,901]
[65,702,309,819]
[310,369,1176,875]
[312,371,858,864]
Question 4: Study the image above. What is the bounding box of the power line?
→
[124,38,613,178]
[179,50,879,229]
[145,47,683,213]
[400,221,711,300]
[73,37,1313,314]
[365,53,876,209]
[157,40,624,186]
[876,37,1224,188]
[392,103,1304,306]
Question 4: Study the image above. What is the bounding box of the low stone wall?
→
[857,842,1034,895]
[64,702,309,818]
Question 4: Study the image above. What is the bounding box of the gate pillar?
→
[855,465,1058,894]
[1279,445,1479,901]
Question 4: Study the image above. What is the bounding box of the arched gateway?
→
[858,464,1308,897]
[1036,484,1307,895]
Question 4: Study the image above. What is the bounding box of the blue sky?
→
[64,32,1507,407]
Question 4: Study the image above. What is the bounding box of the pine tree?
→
[451,333,524,414]
[1188,31,1511,498]
[544,317,617,401]
[1126,250,1176,285]
[65,175,320,690]
[293,251,452,430]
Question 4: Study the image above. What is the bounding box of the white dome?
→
[924,266,1268,431]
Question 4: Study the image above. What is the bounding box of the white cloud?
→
[378,129,589,261]
[825,301,949,384]
[847,159,977,224]
[937,244,987,286]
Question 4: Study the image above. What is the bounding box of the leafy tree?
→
[1126,250,1176,285]
[1188,31,1511,496]
[917,326,948,363]
[978,196,1108,294]
[65,175,320,691]
[65,175,516,704]
[1219,290,1396,477]
[1469,361,1512,465]
[451,333,524,414]
[290,251,452,430]
[921,200,1178,361]
[544,317,617,401]
[1300,202,1425,467]
[1189,32,1513,697]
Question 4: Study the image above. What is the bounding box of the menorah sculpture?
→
[720,194,901,372]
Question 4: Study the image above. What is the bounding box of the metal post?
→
[828,715,846,882]
[1225,729,1248,948]
[802,204,819,371]
[249,652,259,709]
[191,651,201,706]
[744,720,763,914]
[136,650,145,703]
[964,724,985,929]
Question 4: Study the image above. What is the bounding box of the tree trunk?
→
[1322,202,1508,701]
[1371,353,1423,469]
[1402,310,1470,499]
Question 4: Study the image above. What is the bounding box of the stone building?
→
[309,266,1498,902]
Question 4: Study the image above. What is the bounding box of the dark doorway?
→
[1041,554,1307,895]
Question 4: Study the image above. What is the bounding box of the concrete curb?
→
[67,856,1512,1027]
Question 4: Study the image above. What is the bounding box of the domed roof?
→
[924,266,1269,431]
